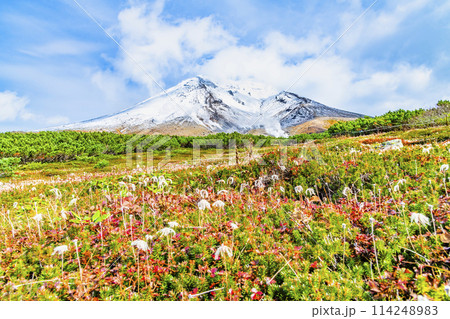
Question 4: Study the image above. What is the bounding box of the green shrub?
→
[0,157,21,177]
[94,159,109,169]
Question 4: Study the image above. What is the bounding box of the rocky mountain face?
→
[55,76,364,137]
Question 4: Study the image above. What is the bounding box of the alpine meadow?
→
[0,0,450,307]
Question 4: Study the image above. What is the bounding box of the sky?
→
[0,0,450,132]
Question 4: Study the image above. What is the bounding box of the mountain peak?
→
[178,76,217,89]
[53,77,366,137]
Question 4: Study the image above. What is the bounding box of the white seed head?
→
[214,244,233,260]
[410,212,430,226]
[158,227,176,237]
[230,222,238,230]
[198,199,211,211]
[131,239,149,251]
[32,214,43,222]
[168,221,179,228]
[200,189,208,199]
[52,245,68,255]
[294,185,303,194]
[50,188,62,200]
[212,200,225,209]
[69,197,78,207]
[342,187,352,196]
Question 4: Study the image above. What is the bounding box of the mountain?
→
[54,76,364,137]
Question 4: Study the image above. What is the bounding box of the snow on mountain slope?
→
[55,76,365,136]
[260,92,364,128]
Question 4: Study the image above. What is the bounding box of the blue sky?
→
[1,0,449,131]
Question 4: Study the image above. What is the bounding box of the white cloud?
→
[98,2,235,96]
[94,0,449,117]
[0,91,69,126]
[0,91,31,122]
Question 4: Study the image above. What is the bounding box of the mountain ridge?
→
[54,76,365,137]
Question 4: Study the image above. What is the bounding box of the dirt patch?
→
[286,117,357,135]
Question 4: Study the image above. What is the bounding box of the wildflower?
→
[255,179,264,189]
[217,190,228,195]
[217,179,225,184]
[145,235,154,241]
[410,212,430,226]
[369,218,377,224]
[342,187,352,196]
[214,244,233,260]
[305,188,315,196]
[131,239,149,251]
[251,288,263,300]
[200,189,208,198]
[422,146,432,154]
[227,177,234,185]
[72,239,78,245]
[32,214,43,222]
[342,223,347,229]
[158,179,168,188]
[397,179,406,185]
[440,164,449,173]
[393,184,400,192]
[198,199,211,210]
[212,200,225,209]
[279,165,286,171]
[445,284,450,297]
[294,186,303,194]
[271,175,279,181]
[60,210,67,220]
[13,202,18,209]
[230,222,238,230]
[168,221,179,228]
[52,245,68,256]
[240,183,248,193]
[158,227,176,237]
[417,295,429,301]
[280,186,285,193]
[69,196,78,207]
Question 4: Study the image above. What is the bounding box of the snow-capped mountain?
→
[55,76,364,137]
